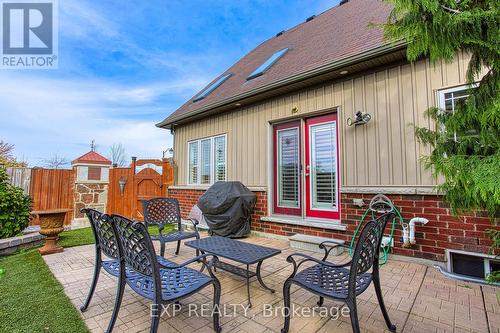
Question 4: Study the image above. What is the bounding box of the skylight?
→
[193,73,232,102]
[247,48,289,80]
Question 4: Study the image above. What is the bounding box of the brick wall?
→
[167,188,497,261]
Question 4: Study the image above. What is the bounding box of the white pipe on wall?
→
[402,217,429,247]
[409,217,429,245]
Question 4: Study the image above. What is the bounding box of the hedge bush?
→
[0,167,32,239]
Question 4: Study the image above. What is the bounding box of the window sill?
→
[260,215,347,231]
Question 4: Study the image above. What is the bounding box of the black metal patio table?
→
[185,236,281,307]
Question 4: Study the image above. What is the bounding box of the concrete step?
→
[289,234,345,255]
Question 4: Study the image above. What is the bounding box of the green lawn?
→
[0,224,176,332]
[58,224,172,248]
[0,250,90,333]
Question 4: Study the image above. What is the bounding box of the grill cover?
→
[197,181,256,237]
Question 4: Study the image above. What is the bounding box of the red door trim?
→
[305,113,340,219]
[273,121,301,216]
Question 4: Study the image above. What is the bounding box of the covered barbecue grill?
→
[197,181,256,237]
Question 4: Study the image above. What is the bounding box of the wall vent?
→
[447,249,499,280]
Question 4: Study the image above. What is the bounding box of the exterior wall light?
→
[118,176,127,195]
[347,111,371,126]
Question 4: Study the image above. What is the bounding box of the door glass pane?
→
[214,136,226,181]
[188,141,198,184]
[200,139,211,184]
[310,122,337,210]
[277,128,299,208]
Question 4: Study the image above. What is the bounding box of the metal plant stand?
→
[186,236,281,307]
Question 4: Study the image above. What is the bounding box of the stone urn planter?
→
[31,209,71,255]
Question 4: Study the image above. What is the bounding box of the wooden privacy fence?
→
[5,158,174,226]
[107,158,174,221]
[29,168,74,225]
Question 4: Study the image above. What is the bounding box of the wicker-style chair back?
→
[81,208,118,259]
[142,198,181,232]
[350,212,393,276]
[110,214,159,278]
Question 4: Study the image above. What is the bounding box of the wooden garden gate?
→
[107,158,174,220]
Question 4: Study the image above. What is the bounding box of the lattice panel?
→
[354,223,379,274]
[112,215,156,277]
[142,198,180,228]
[352,213,392,275]
[82,208,118,259]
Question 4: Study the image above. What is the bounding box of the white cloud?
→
[0,73,203,166]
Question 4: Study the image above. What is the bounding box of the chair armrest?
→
[285,253,351,278]
[186,218,199,226]
[184,218,200,235]
[319,240,349,261]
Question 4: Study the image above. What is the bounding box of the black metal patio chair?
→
[142,197,199,256]
[281,212,396,333]
[80,208,178,333]
[110,214,222,333]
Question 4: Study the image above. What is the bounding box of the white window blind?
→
[188,141,199,184]
[277,128,300,208]
[188,135,226,185]
[200,139,211,184]
[214,136,226,182]
[311,123,337,209]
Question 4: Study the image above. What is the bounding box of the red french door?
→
[273,113,340,220]
[273,121,301,216]
[305,114,340,219]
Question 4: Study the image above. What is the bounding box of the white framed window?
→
[437,84,477,140]
[438,84,474,114]
[187,134,227,185]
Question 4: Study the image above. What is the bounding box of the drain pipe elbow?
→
[409,217,429,245]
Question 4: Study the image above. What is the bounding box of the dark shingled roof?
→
[158,0,394,128]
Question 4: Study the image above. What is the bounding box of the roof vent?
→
[276,30,285,37]
[305,15,316,22]
[339,0,349,5]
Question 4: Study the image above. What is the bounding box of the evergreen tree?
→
[383,1,499,261]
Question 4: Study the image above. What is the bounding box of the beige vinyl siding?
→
[173,53,470,188]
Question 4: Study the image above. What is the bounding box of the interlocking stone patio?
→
[43,234,499,333]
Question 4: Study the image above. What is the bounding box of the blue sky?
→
[0,0,339,166]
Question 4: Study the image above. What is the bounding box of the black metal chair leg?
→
[150,304,160,333]
[106,276,125,333]
[373,272,396,332]
[281,279,292,333]
[347,300,361,333]
[175,240,181,255]
[213,281,222,333]
[80,255,101,312]
[160,241,165,257]
[317,296,324,307]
